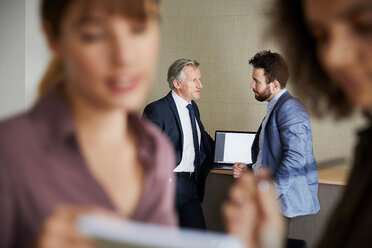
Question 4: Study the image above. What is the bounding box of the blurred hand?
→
[36,205,119,248]
[232,162,248,179]
[223,169,285,248]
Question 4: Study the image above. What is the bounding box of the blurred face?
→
[251,68,273,102]
[305,0,372,110]
[173,66,202,103]
[52,1,160,111]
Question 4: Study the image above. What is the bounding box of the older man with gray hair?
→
[143,58,214,229]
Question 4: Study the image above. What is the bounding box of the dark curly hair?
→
[271,0,353,118]
[249,50,289,89]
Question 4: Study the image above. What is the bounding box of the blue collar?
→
[268,89,287,111]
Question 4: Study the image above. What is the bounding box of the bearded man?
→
[232,51,320,223]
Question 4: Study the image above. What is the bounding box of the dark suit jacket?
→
[143,91,214,202]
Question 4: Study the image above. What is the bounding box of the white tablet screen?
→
[214,131,256,164]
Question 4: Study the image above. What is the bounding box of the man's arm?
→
[206,132,215,148]
[275,100,310,197]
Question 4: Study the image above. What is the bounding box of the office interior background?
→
[0,0,365,167]
[1,0,369,247]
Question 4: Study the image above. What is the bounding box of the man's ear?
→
[42,22,61,58]
[173,79,181,89]
[272,79,281,90]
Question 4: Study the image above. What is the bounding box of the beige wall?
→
[143,0,365,167]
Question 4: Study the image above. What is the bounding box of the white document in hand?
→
[223,133,253,164]
[77,214,244,248]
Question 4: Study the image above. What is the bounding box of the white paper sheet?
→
[223,133,254,164]
[77,214,244,248]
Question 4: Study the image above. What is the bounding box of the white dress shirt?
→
[172,90,201,172]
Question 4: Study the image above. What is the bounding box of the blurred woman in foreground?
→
[0,0,177,247]
[224,0,372,247]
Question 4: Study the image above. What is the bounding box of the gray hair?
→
[167,58,200,89]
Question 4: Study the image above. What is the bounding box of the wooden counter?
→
[211,167,350,185]
[318,168,349,185]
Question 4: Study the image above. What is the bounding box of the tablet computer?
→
[214,130,256,169]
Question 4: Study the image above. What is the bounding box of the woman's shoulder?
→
[0,89,60,141]
[131,114,175,167]
[0,94,60,163]
[0,110,42,173]
[138,115,174,153]
[0,111,35,145]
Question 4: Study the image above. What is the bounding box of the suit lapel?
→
[261,91,291,135]
[252,92,290,163]
[166,91,184,150]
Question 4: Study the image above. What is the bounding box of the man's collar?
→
[268,89,287,110]
[172,90,190,107]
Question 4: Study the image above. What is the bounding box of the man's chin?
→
[255,95,267,102]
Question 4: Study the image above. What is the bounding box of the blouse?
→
[0,89,177,248]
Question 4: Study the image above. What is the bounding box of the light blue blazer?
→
[252,91,320,217]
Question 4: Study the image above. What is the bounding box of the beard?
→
[254,85,272,102]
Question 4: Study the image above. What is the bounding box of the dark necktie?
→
[186,104,201,170]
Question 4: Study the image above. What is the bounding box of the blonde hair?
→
[38,57,64,99]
